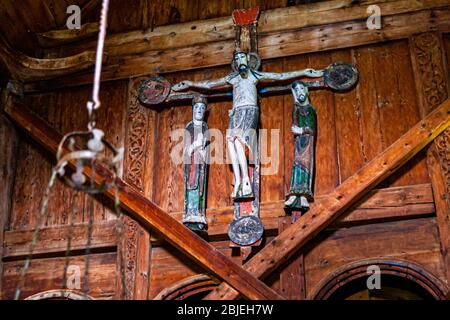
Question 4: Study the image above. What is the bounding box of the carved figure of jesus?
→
[173,49,323,199]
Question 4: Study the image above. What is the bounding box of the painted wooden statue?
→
[183,96,209,232]
[285,81,316,211]
[173,49,324,200]
[138,6,358,246]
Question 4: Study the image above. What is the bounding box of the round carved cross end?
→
[138,77,171,106]
[228,215,264,246]
[324,62,359,91]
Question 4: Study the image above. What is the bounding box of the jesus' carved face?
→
[233,52,248,74]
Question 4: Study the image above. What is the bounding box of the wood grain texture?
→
[0,94,19,299]
[149,240,239,299]
[304,217,446,298]
[44,0,450,59]
[121,77,155,300]
[204,98,450,300]
[0,38,96,82]
[278,216,306,300]
[2,252,118,300]
[410,31,450,285]
[427,143,450,282]
[9,81,127,231]
[23,4,450,91]
[3,221,117,259]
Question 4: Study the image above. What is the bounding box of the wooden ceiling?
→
[0,0,325,57]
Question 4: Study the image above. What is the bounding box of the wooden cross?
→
[138,8,358,256]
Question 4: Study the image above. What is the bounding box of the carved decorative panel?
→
[411,32,448,113]
[122,78,150,299]
[411,32,449,193]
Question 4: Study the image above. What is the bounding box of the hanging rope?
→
[87,0,109,131]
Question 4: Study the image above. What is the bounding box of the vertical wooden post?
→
[410,31,450,283]
[119,78,156,300]
[0,91,19,299]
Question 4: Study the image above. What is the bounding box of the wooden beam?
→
[36,23,99,48]
[144,183,436,244]
[23,2,450,92]
[2,221,117,259]
[157,183,434,235]
[0,37,96,82]
[279,215,306,300]
[204,99,450,300]
[3,183,434,254]
[120,77,155,300]
[3,97,283,301]
[0,92,18,299]
[2,252,117,300]
[44,0,450,58]
[428,142,450,281]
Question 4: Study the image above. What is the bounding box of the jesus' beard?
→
[238,64,249,76]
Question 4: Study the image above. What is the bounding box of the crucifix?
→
[138,7,358,250]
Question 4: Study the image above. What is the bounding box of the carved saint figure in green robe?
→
[183,96,209,232]
[285,81,316,211]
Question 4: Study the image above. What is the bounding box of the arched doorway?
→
[25,289,94,300]
[310,259,449,300]
[154,274,219,300]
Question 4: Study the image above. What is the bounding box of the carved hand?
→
[172,80,193,91]
[292,125,314,135]
[303,127,314,135]
[190,135,204,153]
[304,68,324,77]
[291,125,303,135]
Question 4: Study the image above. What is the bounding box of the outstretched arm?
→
[172,74,232,91]
[255,68,324,81]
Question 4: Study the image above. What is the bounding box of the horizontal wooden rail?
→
[3,183,434,256]
[3,98,283,300]
[204,99,450,299]
[21,0,450,92]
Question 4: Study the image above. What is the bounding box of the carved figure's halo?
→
[324,62,359,91]
[138,77,171,105]
[231,52,261,72]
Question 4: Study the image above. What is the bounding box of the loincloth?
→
[227,105,259,155]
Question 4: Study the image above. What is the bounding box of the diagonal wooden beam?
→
[204,99,450,300]
[0,36,96,82]
[3,97,284,301]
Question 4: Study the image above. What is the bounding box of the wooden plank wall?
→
[1,81,128,299]
[152,40,429,214]
[0,91,19,299]
[145,39,441,299]
[2,36,446,300]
